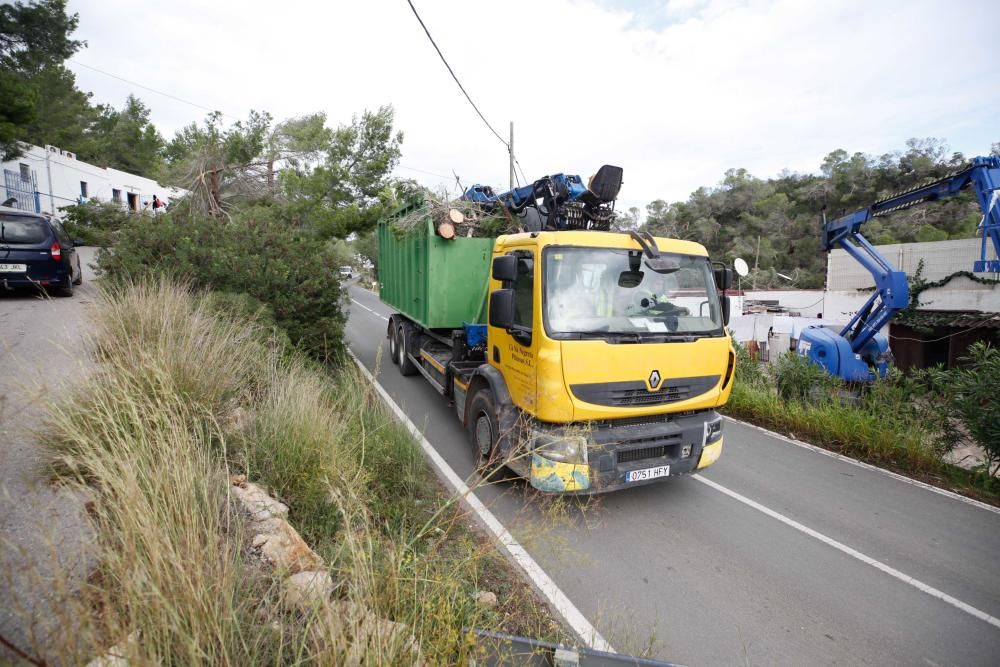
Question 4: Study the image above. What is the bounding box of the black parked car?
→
[0,206,83,296]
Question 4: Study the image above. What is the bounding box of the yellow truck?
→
[378,167,735,493]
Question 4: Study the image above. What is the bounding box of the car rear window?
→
[0,214,49,244]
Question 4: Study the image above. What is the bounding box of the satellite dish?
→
[734,257,750,277]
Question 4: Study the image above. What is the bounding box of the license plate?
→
[0,264,27,272]
[625,465,670,482]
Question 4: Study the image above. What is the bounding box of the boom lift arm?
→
[800,155,1000,381]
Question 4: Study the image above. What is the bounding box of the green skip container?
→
[377,203,494,330]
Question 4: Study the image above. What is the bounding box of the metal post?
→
[509,121,514,191]
[752,235,761,290]
[45,150,55,214]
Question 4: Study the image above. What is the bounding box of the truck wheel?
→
[467,389,504,477]
[387,322,399,365]
[397,322,417,376]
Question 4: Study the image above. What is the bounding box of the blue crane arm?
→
[820,156,1000,353]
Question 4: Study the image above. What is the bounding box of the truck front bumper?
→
[527,410,724,494]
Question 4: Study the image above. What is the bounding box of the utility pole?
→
[752,235,761,291]
[509,121,514,191]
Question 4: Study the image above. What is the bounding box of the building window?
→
[80,181,88,199]
[19,163,30,181]
[112,188,121,203]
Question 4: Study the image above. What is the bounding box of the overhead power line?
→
[405,0,509,149]
[69,59,239,120]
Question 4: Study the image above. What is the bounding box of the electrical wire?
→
[396,164,453,180]
[404,0,509,149]
[68,59,239,120]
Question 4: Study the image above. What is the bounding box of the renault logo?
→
[648,370,661,390]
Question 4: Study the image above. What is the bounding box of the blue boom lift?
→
[798,155,1000,382]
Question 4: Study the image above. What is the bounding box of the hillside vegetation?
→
[642,138,1000,288]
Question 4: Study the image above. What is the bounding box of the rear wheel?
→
[57,273,74,297]
[387,322,399,365]
[397,322,417,376]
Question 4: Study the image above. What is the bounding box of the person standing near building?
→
[152,195,163,214]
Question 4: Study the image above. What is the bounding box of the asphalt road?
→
[0,247,98,664]
[347,284,1000,666]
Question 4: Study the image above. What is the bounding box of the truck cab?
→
[382,218,735,494]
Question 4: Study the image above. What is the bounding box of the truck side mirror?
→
[492,255,517,282]
[721,296,731,326]
[714,266,733,291]
[489,289,516,330]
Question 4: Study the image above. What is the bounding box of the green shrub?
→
[931,342,1000,475]
[95,207,348,360]
[733,340,767,388]
[60,200,134,247]
[774,351,838,402]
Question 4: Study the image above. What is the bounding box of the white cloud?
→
[67,0,1000,209]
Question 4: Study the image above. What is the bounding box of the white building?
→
[1,143,186,216]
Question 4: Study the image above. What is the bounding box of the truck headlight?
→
[704,417,723,444]
[531,429,588,465]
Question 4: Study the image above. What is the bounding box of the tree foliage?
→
[81,95,165,178]
[643,138,995,288]
[0,0,85,159]
[165,106,402,239]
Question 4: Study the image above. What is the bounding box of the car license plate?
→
[0,263,27,273]
[625,465,670,482]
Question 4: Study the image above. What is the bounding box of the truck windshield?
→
[543,246,724,339]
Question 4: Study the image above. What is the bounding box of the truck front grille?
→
[571,375,720,408]
[617,445,670,463]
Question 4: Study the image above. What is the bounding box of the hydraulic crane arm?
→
[461,165,624,231]
[821,156,1000,355]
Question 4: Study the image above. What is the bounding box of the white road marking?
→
[350,298,388,321]
[347,349,614,653]
[692,473,1000,630]
[724,416,1000,516]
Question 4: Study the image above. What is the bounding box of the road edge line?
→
[347,349,615,654]
[723,416,1000,516]
[692,473,1000,630]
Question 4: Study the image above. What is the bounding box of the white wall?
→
[2,143,186,216]
[825,238,1000,316]
[828,238,1000,289]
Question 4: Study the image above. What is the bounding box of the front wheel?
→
[467,389,506,478]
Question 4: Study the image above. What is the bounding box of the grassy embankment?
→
[41,279,564,664]
[723,346,1000,504]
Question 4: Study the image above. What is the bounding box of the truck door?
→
[489,249,538,412]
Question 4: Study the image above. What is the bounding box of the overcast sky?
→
[66,0,999,212]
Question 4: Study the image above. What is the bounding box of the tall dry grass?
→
[36,278,561,665]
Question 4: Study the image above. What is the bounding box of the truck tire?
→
[467,388,505,477]
[397,321,418,376]
[387,322,399,365]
